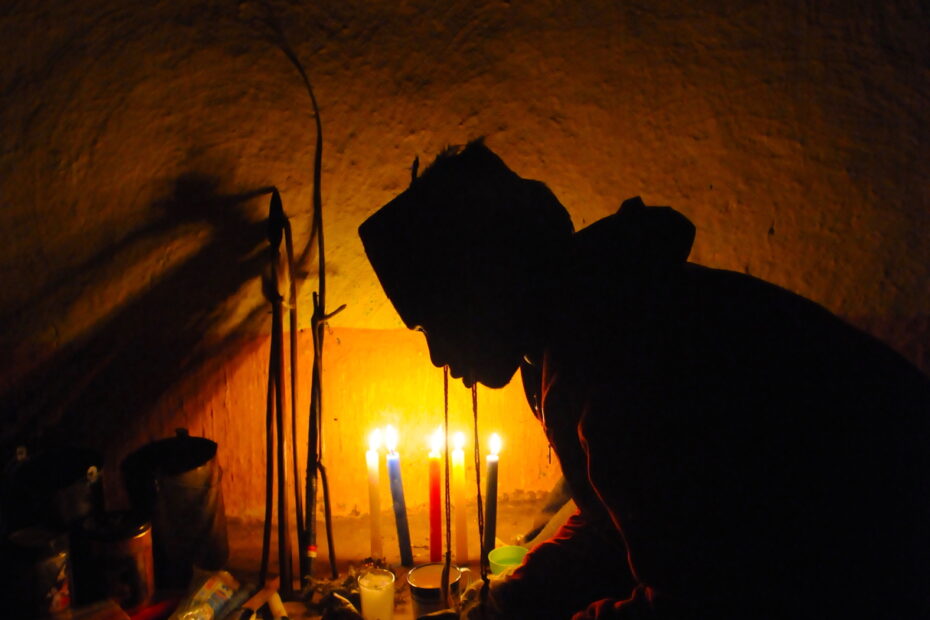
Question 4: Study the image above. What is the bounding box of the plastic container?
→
[168,570,240,620]
[488,545,528,574]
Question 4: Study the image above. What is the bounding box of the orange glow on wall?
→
[317,327,560,517]
[129,325,561,522]
[2,2,928,539]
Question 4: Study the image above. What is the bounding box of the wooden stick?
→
[259,344,275,586]
[283,219,306,582]
[318,462,337,580]
[473,385,490,595]
[269,191,293,597]
[441,366,453,608]
[260,190,285,585]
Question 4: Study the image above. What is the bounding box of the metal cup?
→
[406,562,473,618]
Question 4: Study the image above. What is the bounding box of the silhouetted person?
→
[359,140,930,619]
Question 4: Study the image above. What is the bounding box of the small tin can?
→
[83,511,154,613]
[5,527,72,618]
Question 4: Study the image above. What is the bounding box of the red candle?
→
[428,427,443,562]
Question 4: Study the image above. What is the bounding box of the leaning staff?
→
[260,189,294,596]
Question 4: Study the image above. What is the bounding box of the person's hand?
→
[411,579,504,620]
[458,577,484,616]
[457,576,510,620]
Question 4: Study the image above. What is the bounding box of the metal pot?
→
[121,429,228,589]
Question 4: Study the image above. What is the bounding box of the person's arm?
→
[568,584,659,620]
[476,509,635,618]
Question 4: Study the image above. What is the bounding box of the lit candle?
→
[452,432,468,564]
[482,433,501,561]
[428,427,443,562]
[366,429,383,559]
[384,425,413,566]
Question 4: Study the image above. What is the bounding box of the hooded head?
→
[359,140,573,387]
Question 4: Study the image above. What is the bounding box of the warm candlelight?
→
[385,425,413,566]
[428,427,443,562]
[483,433,501,560]
[452,431,468,564]
[366,429,383,559]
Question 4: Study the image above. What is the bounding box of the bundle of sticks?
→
[257,8,345,597]
[260,183,344,597]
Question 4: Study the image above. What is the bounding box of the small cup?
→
[488,545,528,575]
[358,567,395,620]
[406,562,473,618]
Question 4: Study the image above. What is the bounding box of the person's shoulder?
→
[682,263,873,339]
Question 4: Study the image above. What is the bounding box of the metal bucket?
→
[121,429,228,588]
[80,511,155,613]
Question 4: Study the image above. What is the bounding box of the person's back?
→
[538,203,930,617]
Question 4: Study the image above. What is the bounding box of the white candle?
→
[452,431,468,564]
[366,429,383,559]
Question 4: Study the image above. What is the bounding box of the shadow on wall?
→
[0,173,279,458]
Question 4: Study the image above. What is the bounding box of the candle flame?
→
[489,433,502,456]
[453,431,465,451]
[384,424,399,452]
[368,428,382,452]
[429,426,443,454]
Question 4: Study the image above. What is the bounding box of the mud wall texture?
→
[1,1,927,517]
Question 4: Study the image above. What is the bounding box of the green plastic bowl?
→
[488,545,529,574]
